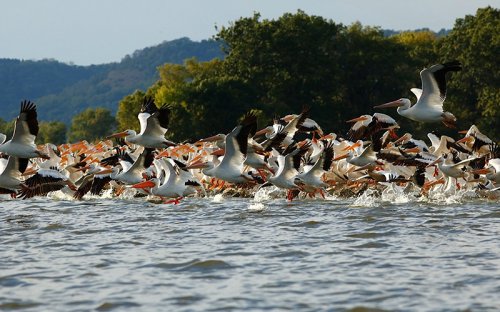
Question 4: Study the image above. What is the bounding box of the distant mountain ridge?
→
[0,37,224,123]
[1,29,448,124]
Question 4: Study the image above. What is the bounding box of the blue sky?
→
[0,0,496,65]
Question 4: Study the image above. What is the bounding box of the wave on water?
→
[348,184,483,207]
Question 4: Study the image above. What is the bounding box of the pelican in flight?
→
[346,113,399,141]
[473,158,500,184]
[0,156,29,197]
[192,112,258,184]
[132,158,203,203]
[374,61,462,128]
[108,97,175,148]
[0,101,49,159]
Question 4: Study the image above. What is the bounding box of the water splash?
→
[351,189,380,207]
[248,202,265,212]
[212,194,225,202]
[253,186,285,202]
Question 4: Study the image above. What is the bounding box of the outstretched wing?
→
[11,100,38,145]
[416,61,461,110]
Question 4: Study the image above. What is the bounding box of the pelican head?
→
[107,129,136,139]
[374,98,411,109]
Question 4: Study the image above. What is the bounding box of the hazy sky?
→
[0,0,496,65]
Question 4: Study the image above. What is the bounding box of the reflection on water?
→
[1,194,499,311]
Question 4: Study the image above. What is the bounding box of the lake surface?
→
[1,189,499,311]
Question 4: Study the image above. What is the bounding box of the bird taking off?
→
[374,61,462,128]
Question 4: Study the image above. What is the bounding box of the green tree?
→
[215,12,415,136]
[216,11,345,118]
[68,108,116,143]
[0,118,14,139]
[116,90,146,132]
[438,6,500,138]
[393,31,438,68]
[153,58,257,140]
[36,121,67,145]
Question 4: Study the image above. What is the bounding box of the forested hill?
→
[0,37,224,123]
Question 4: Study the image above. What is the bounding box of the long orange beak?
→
[333,154,349,162]
[402,147,421,154]
[472,168,491,175]
[374,100,404,109]
[319,134,335,140]
[211,148,225,156]
[346,116,368,123]
[186,160,208,170]
[198,135,223,143]
[76,164,92,172]
[132,180,156,189]
[394,133,410,145]
[456,136,473,144]
[70,141,86,152]
[423,177,445,189]
[96,168,114,175]
[156,149,169,159]
[342,141,362,152]
[107,131,128,139]
[22,167,38,176]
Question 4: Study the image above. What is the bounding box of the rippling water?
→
[1,192,499,311]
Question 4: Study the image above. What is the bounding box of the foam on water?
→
[351,189,380,207]
[253,186,284,202]
[212,193,225,202]
[248,202,266,212]
[378,183,418,204]
[48,190,75,201]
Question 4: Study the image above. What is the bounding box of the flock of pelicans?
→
[0,61,499,203]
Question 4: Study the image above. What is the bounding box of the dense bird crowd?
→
[0,61,499,203]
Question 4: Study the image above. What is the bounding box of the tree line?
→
[4,7,495,144]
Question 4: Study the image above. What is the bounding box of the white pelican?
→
[108,97,175,148]
[255,107,311,147]
[73,163,113,200]
[98,147,155,185]
[473,158,500,184]
[393,133,429,153]
[374,61,462,128]
[132,158,203,203]
[354,164,408,184]
[333,141,379,167]
[0,101,49,159]
[456,125,493,155]
[427,153,477,189]
[294,141,334,195]
[202,113,257,184]
[18,166,76,199]
[0,156,29,197]
[346,113,399,141]
[281,113,323,137]
[267,142,311,197]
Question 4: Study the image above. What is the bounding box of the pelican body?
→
[374,61,462,128]
[0,101,49,159]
